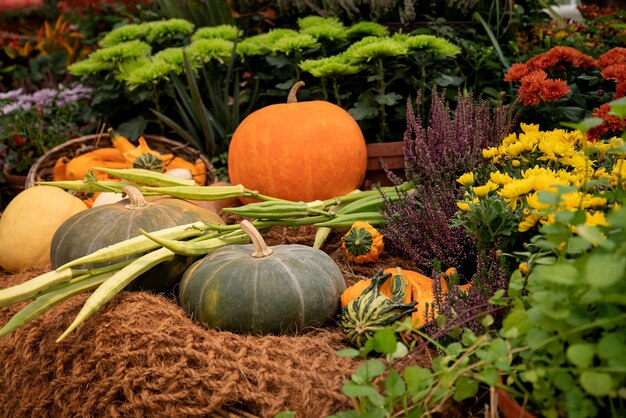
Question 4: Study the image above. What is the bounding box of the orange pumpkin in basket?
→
[228,81,367,203]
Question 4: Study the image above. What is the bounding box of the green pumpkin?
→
[50,186,224,294]
[179,220,346,335]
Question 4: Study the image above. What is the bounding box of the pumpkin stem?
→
[121,185,152,210]
[287,81,305,104]
[239,220,273,258]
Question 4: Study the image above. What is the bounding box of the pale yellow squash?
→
[0,186,87,272]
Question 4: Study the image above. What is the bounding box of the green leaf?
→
[585,254,625,288]
[580,371,613,397]
[384,369,406,398]
[342,382,380,398]
[566,343,595,368]
[446,342,463,358]
[355,359,386,381]
[461,328,477,347]
[453,376,479,401]
[531,263,578,285]
[391,341,409,359]
[117,116,148,140]
[608,97,626,119]
[404,366,433,394]
[525,328,551,350]
[274,412,297,418]
[479,368,499,386]
[372,327,397,355]
[336,348,360,358]
[561,117,604,134]
[576,225,615,250]
[375,92,402,106]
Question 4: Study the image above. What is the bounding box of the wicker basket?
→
[26,133,217,188]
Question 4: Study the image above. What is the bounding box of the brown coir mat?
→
[0,224,427,417]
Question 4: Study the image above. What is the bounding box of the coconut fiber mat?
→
[0,225,425,418]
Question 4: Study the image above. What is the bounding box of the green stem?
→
[332,77,341,106]
[376,56,387,142]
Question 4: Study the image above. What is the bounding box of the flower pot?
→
[496,387,536,418]
[2,167,27,193]
[363,141,406,187]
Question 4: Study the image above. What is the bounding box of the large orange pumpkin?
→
[228,81,367,203]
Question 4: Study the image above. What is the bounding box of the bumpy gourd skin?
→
[339,270,417,348]
[341,221,384,264]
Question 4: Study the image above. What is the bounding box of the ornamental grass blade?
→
[0,272,113,338]
[151,107,203,152]
[183,50,216,153]
[56,248,176,342]
[0,269,74,309]
[473,12,510,69]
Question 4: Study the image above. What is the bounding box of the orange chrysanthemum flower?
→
[597,48,626,69]
[588,103,626,142]
[518,70,547,105]
[526,46,597,71]
[504,63,531,82]
[517,70,569,106]
[540,78,570,102]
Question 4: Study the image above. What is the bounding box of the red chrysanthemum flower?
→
[601,64,626,98]
[539,78,570,102]
[597,48,626,69]
[504,63,530,82]
[517,70,547,106]
[526,46,597,72]
[587,103,626,141]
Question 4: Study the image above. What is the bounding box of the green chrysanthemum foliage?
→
[401,34,461,56]
[89,40,152,64]
[117,57,174,89]
[191,24,241,42]
[344,36,408,62]
[99,23,150,48]
[144,19,195,43]
[297,15,340,29]
[152,47,186,73]
[187,38,235,65]
[346,21,389,39]
[236,34,272,57]
[272,33,319,55]
[265,28,300,43]
[67,57,113,76]
[297,16,347,42]
[299,55,362,78]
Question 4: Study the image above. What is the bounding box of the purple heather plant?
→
[380,89,516,334]
[382,89,515,275]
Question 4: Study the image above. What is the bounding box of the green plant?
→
[0,84,96,177]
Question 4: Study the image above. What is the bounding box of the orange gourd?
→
[228,81,367,203]
[340,267,450,328]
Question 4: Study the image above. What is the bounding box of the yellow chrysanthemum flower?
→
[520,123,540,133]
[585,211,608,227]
[473,181,499,198]
[457,172,475,186]
[482,147,499,159]
[526,192,551,210]
[499,178,535,208]
[457,202,470,212]
[490,171,514,185]
[518,213,543,232]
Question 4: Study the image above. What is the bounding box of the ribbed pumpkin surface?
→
[51,194,224,293]
[228,83,367,203]
[179,243,346,335]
